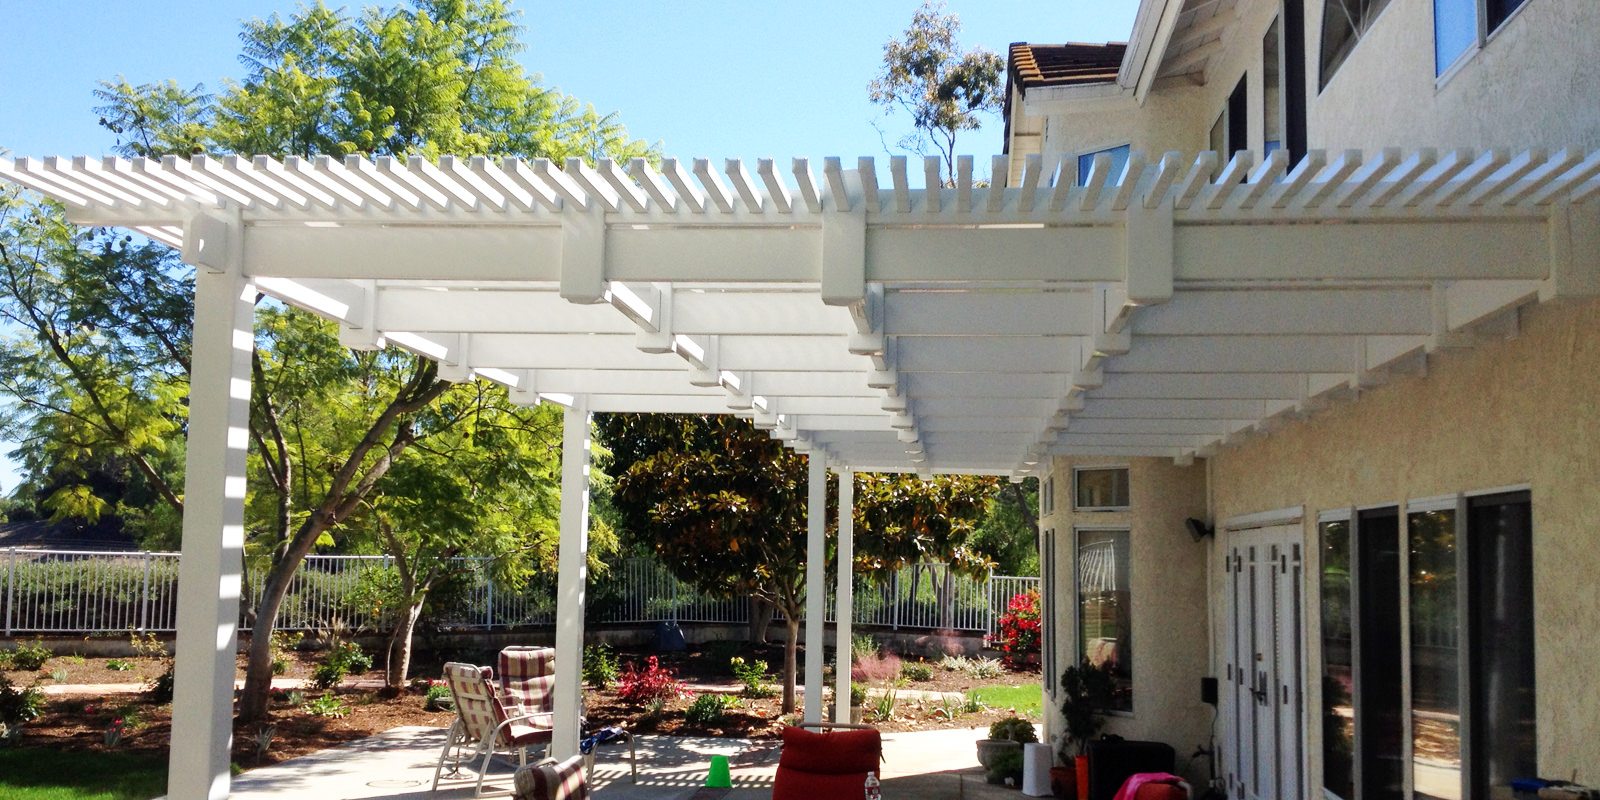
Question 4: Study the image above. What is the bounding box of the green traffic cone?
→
[706,754,732,788]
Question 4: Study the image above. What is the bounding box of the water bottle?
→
[864,770,881,800]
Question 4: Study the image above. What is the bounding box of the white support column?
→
[552,397,591,759]
[833,468,855,726]
[803,455,828,723]
[167,267,254,800]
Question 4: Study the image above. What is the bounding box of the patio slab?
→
[216,724,1034,799]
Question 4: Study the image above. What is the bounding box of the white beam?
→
[803,456,828,723]
[551,398,591,760]
[834,468,855,726]
[167,269,254,800]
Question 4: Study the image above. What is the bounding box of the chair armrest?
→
[513,755,588,800]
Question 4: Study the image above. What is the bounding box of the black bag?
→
[1086,738,1176,800]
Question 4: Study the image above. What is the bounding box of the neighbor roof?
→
[1007,42,1128,93]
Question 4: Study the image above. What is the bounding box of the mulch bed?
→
[4,641,1042,767]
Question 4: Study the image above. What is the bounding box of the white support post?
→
[833,468,855,726]
[803,455,828,724]
[167,266,254,800]
[552,397,592,759]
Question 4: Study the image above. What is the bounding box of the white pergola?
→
[3,147,1597,799]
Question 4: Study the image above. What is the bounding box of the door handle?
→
[1250,671,1268,705]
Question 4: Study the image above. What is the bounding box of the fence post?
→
[139,551,152,633]
[891,568,900,631]
[4,547,15,636]
[486,572,495,630]
[986,568,996,639]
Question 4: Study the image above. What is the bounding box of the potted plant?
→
[849,683,867,724]
[1055,660,1114,800]
[977,715,1038,777]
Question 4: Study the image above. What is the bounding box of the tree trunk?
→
[781,614,800,714]
[386,599,425,688]
[748,596,774,643]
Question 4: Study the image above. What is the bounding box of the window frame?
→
[1318,0,1400,92]
[1072,465,1131,512]
[1433,0,1538,83]
[1074,525,1134,715]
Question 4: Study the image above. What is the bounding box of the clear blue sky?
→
[0,0,1139,496]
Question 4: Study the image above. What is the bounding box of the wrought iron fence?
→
[0,547,1037,637]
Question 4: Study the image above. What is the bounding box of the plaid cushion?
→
[513,755,590,800]
[499,646,557,715]
[443,662,502,746]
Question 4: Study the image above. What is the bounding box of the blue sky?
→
[0,0,1140,496]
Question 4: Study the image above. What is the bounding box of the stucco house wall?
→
[1205,296,1600,786]
[1307,0,1600,153]
[1039,456,1211,783]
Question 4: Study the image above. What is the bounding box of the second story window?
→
[1077,144,1131,186]
[1435,0,1533,77]
[1320,0,1395,88]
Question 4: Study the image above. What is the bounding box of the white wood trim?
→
[1223,505,1304,530]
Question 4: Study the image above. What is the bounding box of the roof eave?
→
[1016,81,1138,118]
[1117,0,1185,104]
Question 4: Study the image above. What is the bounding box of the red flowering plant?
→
[994,589,1043,669]
[616,656,692,704]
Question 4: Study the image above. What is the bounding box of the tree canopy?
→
[0,0,655,721]
[868,0,1005,183]
[597,412,997,711]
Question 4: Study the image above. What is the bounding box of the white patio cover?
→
[5,147,1596,477]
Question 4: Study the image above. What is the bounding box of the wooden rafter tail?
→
[822,157,850,212]
[756,158,793,214]
[725,159,765,213]
[660,158,708,214]
[1109,151,1148,212]
[790,157,821,213]
[692,157,735,214]
[596,158,649,213]
[856,157,880,214]
[889,155,910,214]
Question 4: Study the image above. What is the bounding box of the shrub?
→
[6,642,52,672]
[269,631,303,676]
[967,657,1004,680]
[106,658,136,672]
[938,654,971,672]
[850,683,868,706]
[851,633,878,659]
[617,656,690,704]
[0,676,44,726]
[851,650,902,684]
[48,668,69,683]
[988,749,1025,784]
[685,693,735,726]
[144,664,175,703]
[311,663,345,690]
[987,716,1039,744]
[729,657,774,698]
[994,589,1042,669]
[302,694,349,718]
[311,641,372,689]
[423,681,453,712]
[583,644,620,689]
[128,632,167,660]
[900,661,934,682]
[960,690,986,714]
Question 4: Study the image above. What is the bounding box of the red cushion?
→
[773,726,882,800]
[777,726,881,775]
[1135,785,1188,800]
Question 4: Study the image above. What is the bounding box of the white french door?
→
[1224,525,1305,800]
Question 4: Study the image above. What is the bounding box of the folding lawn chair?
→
[432,662,556,797]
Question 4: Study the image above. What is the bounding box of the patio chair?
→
[772,721,882,800]
[433,662,556,797]
[498,646,557,718]
[512,755,590,800]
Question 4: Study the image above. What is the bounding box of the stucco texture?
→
[1309,0,1600,153]
[1209,296,1600,785]
[1040,457,1211,782]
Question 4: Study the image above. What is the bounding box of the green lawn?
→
[0,749,166,800]
[970,683,1045,718]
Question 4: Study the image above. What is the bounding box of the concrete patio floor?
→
[223,724,1039,799]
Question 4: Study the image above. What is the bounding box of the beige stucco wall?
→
[1039,457,1211,780]
[1011,0,1600,179]
[1309,0,1600,152]
[1208,295,1600,787]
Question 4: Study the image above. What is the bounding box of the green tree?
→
[80,0,655,723]
[0,190,191,545]
[869,1,1005,184]
[597,413,995,713]
[968,478,1040,576]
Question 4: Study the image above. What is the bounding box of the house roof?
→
[1007,42,1128,93]
[2,150,1595,476]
